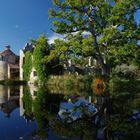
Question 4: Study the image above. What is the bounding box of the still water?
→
[0,85,140,140]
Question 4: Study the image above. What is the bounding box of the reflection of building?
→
[0,85,8,104]
[19,85,38,118]
[0,85,19,117]
[29,85,38,100]
[20,43,37,83]
[0,46,19,80]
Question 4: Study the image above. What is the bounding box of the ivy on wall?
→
[23,35,61,83]
[23,51,32,81]
[33,35,51,82]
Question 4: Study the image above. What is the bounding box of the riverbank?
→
[46,74,94,89]
[46,75,140,95]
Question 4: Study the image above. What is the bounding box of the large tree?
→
[49,0,140,76]
[33,35,62,81]
[47,32,94,67]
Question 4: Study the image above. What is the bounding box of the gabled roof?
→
[0,46,18,57]
[0,49,18,57]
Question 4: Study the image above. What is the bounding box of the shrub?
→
[113,64,139,79]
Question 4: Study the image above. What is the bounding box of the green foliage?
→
[33,87,49,138]
[33,35,51,81]
[112,64,139,79]
[23,51,32,80]
[109,76,140,93]
[49,32,95,68]
[52,120,96,139]
[22,86,33,117]
[49,0,140,75]
[19,34,63,84]
[46,74,94,95]
[47,39,68,63]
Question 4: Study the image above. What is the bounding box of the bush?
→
[46,74,94,94]
[109,77,140,93]
[113,64,139,79]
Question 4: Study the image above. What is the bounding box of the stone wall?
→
[19,50,24,80]
[0,61,8,80]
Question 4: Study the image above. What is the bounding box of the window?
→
[33,71,37,76]
[33,91,37,96]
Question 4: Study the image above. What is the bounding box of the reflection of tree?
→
[110,92,140,137]
[22,86,33,121]
[52,120,96,140]
[95,91,140,139]
[33,87,49,139]
[22,84,140,139]
[33,86,64,139]
[48,84,92,97]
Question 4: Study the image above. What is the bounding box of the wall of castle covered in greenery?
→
[22,35,61,82]
[23,51,32,81]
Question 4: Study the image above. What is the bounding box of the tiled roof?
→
[0,49,18,57]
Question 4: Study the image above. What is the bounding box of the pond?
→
[0,84,140,140]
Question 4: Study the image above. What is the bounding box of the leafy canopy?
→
[49,0,140,73]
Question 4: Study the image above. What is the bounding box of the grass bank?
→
[46,74,94,92]
[46,75,140,95]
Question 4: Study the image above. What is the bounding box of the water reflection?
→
[0,85,139,140]
[0,85,19,118]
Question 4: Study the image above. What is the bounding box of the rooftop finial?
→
[5,45,11,50]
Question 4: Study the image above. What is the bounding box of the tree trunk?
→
[91,32,110,76]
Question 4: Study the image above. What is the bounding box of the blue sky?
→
[0,0,140,55]
[0,0,54,54]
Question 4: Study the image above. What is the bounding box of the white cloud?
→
[48,31,91,44]
[82,31,91,36]
[70,31,91,36]
[48,33,65,44]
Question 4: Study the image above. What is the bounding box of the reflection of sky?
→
[135,10,140,24]
[0,85,37,140]
[0,109,37,140]
[135,10,140,45]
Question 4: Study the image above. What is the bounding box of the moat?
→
[0,85,140,140]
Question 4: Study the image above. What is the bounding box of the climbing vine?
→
[23,51,32,81]
[33,35,51,82]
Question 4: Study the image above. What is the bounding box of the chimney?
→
[5,45,11,50]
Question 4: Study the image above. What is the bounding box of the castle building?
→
[0,46,19,80]
[20,43,38,83]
